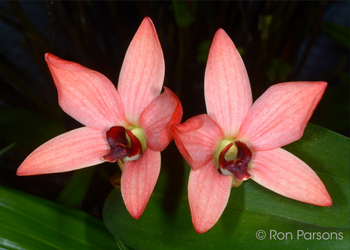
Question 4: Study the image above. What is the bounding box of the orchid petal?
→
[172,114,224,170]
[121,148,160,219]
[249,148,332,207]
[238,81,327,151]
[188,160,233,234]
[205,29,252,138]
[17,127,109,176]
[45,53,127,132]
[118,17,164,126]
[139,87,183,152]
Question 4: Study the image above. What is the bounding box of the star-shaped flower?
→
[17,17,183,219]
[172,29,331,234]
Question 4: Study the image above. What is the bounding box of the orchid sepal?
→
[17,127,109,176]
[237,81,327,151]
[45,53,128,132]
[205,28,252,138]
[188,160,233,234]
[121,148,161,219]
[248,147,332,207]
[118,17,165,126]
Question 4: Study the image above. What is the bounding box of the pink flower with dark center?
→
[172,29,332,234]
[17,17,183,219]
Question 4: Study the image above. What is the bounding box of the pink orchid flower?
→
[172,29,332,234]
[17,17,183,219]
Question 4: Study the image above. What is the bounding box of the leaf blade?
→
[0,185,116,250]
[103,124,350,249]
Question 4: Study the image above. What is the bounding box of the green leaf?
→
[0,185,117,250]
[259,15,273,41]
[103,124,350,249]
[0,143,15,157]
[237,46,245,55]
[196,40,211,63]
[172,1,197,27]
[322,21,350,50]
[56,167,95,208]
[115,237,134,250]
[267,58,292,82]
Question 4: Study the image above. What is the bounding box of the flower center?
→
[215,140,252,185]
[103,126,146,163]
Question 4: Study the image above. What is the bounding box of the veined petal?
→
[46,53,127,132]
[118,17,164,126]
[172,114,224,171]
[121,148,160,219]
[205,29,252,138]
[188,161,233,234]
[249,148,332,207]
[139,87,183,152]
[237,81,327,151]
[17,127,109,176]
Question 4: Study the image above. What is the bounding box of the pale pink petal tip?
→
[188,161,233,234]
[45,53,79,70]
[249,148,332,207]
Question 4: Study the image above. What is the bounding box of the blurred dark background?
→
[0,1,349,218]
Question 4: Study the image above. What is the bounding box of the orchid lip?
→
[103,126,145,163]
[216,140,252,182]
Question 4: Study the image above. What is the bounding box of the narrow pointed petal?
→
[205,29,252,138]
[17,127,109,176]
[249,148,332,207]
[121,148,160,219]
[188,161,233,234]
[46,53,127,132]
[238,81,327,151]
[172,114,224,170]
[139,87,183,152]
[118,17,164,125]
